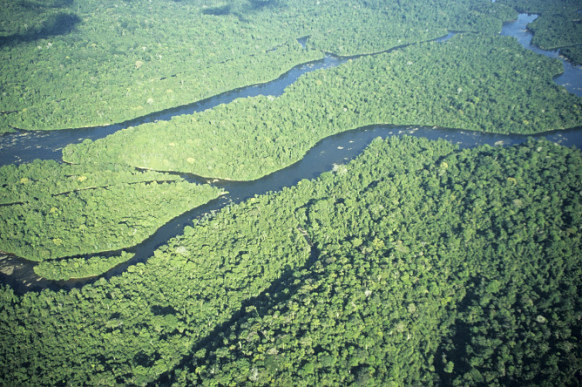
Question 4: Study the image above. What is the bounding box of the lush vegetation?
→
[528,14,582,50]
[0,0,515,133]
[498,0,580,14]
[1,137,580,384]
[528,14,582,65]
[499,0,582,65]
[281,0,516,56]
[560,45,582,66]
[165,138,582,385]
[0,167,315,384]
[33,251,134,281]
[0,0,320,134]
[0,159,182,205]
[0,160,222,262]
[0,0,79,40]
[1,0,581,385]
[63,34,582,180]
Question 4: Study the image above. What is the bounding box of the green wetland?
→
[0,0,581,385]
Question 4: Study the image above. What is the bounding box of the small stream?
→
[1,14,581,293]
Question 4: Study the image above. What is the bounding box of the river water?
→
[1,14,581,293]
[501,13,582,96]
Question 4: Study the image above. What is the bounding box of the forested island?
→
[1,0,581,385]
[63,33,581,180]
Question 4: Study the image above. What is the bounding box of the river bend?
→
[1,14,581,293]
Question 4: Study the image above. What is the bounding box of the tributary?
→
[1,14,581,293]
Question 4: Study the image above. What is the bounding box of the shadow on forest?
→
[433,277,480,385]
[19,0,74,8]
[201,4,231,15]
[201,0,283,18]
[155,228,319,384]
[0,12,81,48]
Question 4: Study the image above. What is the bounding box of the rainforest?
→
[0,0,581,385]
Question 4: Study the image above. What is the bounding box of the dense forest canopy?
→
[0,0,516,133]
[0,160,222,276]
[1,137,581,384]
[499,0,582,64]
[63,33,582,180]
[0,0,581,385]
[0,0,79,40]
[498,0,581,14]
[171,137,582,385]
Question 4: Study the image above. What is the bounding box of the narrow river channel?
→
[1,14,581,293]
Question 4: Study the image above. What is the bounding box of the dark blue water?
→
[0,30,462,167]
[1,15,581,293]
[0,54,344,166]
[1,15,579,165]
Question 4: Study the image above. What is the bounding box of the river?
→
[1,14,581,293]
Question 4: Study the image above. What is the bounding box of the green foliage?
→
[0,159,182,205]
[560,45,582,65]
[0,162,313,384]
[528,14,582,65]
[0,0,321,133]
[498,0,581,14]
[169,136,462,385]
[294,0,515,56]
[0,160,223,260]
[63,34,582,180]
[34,251,134,280]
[0,137,580,385]
[499,0,582,65]
[168,138,582,385]
[0,0,514,132]
[0,0,78,39]
[528,14,582,50]
[436,140,582,385]
[0,1,580,385]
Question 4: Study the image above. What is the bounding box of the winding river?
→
[1,14,581,294]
